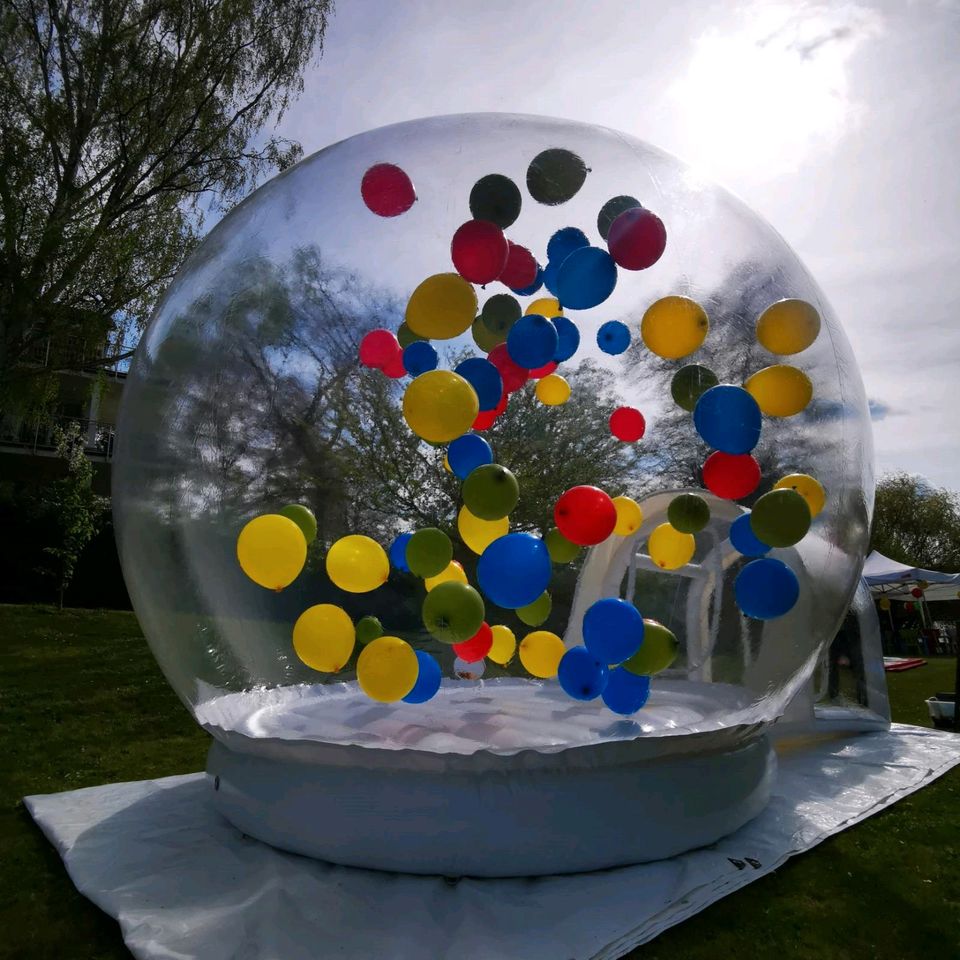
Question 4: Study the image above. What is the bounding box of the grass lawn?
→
[1,604,958,960]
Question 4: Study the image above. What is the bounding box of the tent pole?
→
[954,621,960,732]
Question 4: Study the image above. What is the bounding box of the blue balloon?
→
[558,646,609,701]
[729,513,770,557]
[542,259,562,297]
[734,558,799,620]
[582,597,644,663]
[552,315,581,362]
[402,340,438,376]
[555,246,618,310]
[506,315,559,369]
[454,357,503,411]
[693,385,762,454]
[511,265,543,297]
[389,533,412,572]
[477,533,552,609]
[597,320,630,355]
[447,433,493,480]
[547,226,589,264]
[602,668,651,715]
[403,651,442,704]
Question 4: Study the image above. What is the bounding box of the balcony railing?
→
[0,415,116,460]
[23,337,137,376]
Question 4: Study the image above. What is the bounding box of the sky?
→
[272,0,960,490]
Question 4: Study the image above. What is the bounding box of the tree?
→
[0,0,332,409]
[33,420,108,606]
[871,472,960,572]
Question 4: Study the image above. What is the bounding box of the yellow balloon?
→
[443,453,452,473]
[236,514,306,590]
[519,630,566,679]
[647,522,695,570]
[535,374,571,406]
[326,535,389,593]
[425,560,468,591]
[756,299,821,355]
[774,474,826,518]
[612,496,643,536]
[405,273,477,340]
[488,625,517,665]
[744,364,813,417]
[293,604,355,672]
[641,296,709,359]
[879,597,891,611]
[357,636,419,702]
[458,505,509,555]
[403,371,479,443]
[525,297,563,319]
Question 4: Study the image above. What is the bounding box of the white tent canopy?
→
[863,550,960,602]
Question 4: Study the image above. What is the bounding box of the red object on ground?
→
[528,361,558,379]
[360,163,416,217]
[451,220,509,285]
[487,343,529,391]
[453,622,493,663]
[499,242,538,290]
[554,485,617,546]
[702,452,761,499]
[606,208,666,270]
[359,329,401,369]
[609,406,646,442]
[883,658,927,672]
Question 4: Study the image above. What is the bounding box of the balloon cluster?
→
[235,144,828,713]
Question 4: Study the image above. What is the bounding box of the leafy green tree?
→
[0,0,332,409]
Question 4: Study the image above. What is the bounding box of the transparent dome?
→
[113,113,873,755]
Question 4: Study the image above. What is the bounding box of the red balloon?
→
[488,343,529,391]
[554,485,617,546]
[359,329,401,369]
[473,392,508,430]
[609,406,646,442]
[607,208,666,270]
[499,242,538,290]
[451,220,509,285]
[904,601,915,612]
[361,163,416,217]
[911,587,923,598]
[528,360,558,379]
[453,622,493,663]
[382,351,407,379]
[702,452,761,499]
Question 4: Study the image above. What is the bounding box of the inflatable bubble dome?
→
[113,113,873,876]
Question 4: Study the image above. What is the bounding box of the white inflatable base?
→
[200,679,776,876]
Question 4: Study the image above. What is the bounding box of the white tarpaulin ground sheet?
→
[25,723,960,960]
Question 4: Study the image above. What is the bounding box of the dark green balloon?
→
[397,322,425,348]
[667,494,710,534]
[406,528,453,578]
[623,621,679,676]
[527,148,588,206]
[472,316,502,352]
[422,581,485,644]
[597,195,641,241]
[671,364,719,412]
[462,464,519,520]
[469,174,522,229]
[279,504,317,544]
[517,591,552,627]
[356,615,383,645]
[750,489,811,547]
[545,527,581,564]
[481,294,521,337]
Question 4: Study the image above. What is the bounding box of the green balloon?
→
[597,195,641,241]
[545,527,581,564]
[469,174,522,229]
[481,294,521,337]
[422,581,485,644]
[749,489,811,548]
[279,504,317,545]
[623,621,678,676]
[472,316,502,352]
[462,464,519,521]
[406,528,453,578]
[527,148,588,206]
[671,365,719,412]
[667,494,710,534]
[517,591,552,627]
[397,322,425,348]
[356,615,383,645]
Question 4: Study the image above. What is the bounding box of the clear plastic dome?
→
[113,113,873,752]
